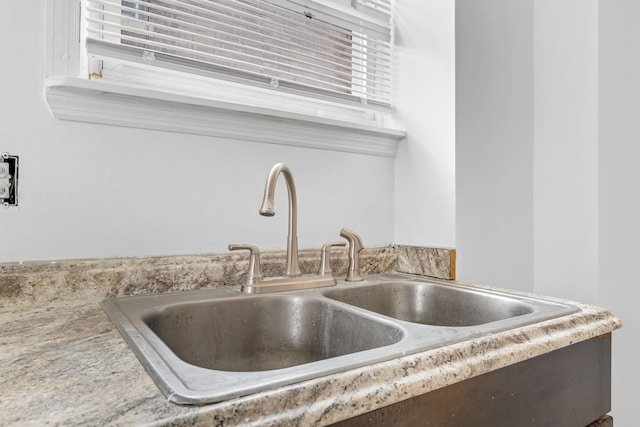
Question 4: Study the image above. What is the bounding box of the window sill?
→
[44,77,406,157]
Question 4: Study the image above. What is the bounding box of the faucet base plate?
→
[241,275,337,294]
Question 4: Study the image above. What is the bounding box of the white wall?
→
[533,0,599,304]
[457,0,638,424]
[456,0,601,301]
[599,0,640,423]
[456,0,534,292]
[393,0,456,249]
[1,0,444,263]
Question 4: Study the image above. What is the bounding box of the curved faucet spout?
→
[259,163,301,277]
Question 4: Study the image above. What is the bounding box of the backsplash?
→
[0,245,455,307]
[395,245,455,279]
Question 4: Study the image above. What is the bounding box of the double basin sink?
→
[101,273,578,404]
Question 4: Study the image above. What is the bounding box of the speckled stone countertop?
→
[0,246,621,426]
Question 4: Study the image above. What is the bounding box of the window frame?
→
[44,0,405,157]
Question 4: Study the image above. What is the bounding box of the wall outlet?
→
[0,153,18,207]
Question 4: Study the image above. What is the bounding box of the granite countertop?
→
[0,247,622,426]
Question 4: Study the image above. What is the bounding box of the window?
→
[115,0,356,97]
[45,0,405,156]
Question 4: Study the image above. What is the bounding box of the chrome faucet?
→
[340,227,364,281]
[259,163,301,278]
[229,163,338,293]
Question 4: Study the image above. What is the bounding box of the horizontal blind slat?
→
[87,4,391,70]
[254,0,391,39]
[88,38,391,104]
[89,26,390,93]
[115,0,390,39]
[102,0,392,55]
[87,18,391,84]
[85,0,393,106]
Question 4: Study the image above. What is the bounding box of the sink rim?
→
[100,273,580,405]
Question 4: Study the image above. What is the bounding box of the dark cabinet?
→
[333,334,612,427]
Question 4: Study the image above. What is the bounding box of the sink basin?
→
[101,288,407,404]
[322,281,535,326]
[101,273,579,404]
[144,296,403,372]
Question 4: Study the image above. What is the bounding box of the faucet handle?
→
[228,244,263,286]
[339,228,364,282]
[320,241,347,276]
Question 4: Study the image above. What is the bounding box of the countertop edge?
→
[171,303,620,426]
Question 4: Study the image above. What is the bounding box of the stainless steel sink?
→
[322,281,535,326]
[144,296,403,372]
[101,273,579,405]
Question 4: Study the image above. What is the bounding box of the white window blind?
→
[84,0,393,108]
